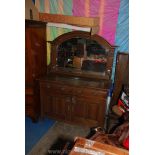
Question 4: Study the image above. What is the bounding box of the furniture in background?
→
[111,52,129,107]
[58,114,129,155]
[106,52,129,132]
[39,31,117,127]
[39,13,100,35]
[25,20,47,121]
[68,137,129,155]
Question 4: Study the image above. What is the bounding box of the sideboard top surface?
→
[39,73,110,90]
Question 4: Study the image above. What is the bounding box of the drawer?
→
[40,82,73,95]
[40,82,58,94]
[72,87,84,96]
[83,88,107,99]
[59,85,73,95]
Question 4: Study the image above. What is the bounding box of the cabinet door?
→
[86,98,106,127]
[71,97,106,127]
[41,94,71,120]
[71,97,87,124]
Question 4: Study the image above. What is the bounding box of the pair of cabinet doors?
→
[40,82,106,127]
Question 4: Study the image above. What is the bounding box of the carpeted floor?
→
[27,122,90,155]
[26,117,119,155]
[25,117,55,155]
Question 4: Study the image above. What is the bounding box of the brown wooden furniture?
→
[69,137,129,155]
[39,31,116,127]
[90,121,129,149]
[39,13,99,27]
[111,52,129,107]
[39,13,99,35]
[25,20,47,121]
[105,52,129,133]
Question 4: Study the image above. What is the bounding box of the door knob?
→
[47,85,51,88]
[93,92,98,95]
[32,73,35,78]
[72,97,76,104]
[65,97,71,102]
[61,87,65,91]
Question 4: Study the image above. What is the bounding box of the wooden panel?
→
[72,87,84,96]
[41,94,69,120]
[106,55,114,74]
[86,103,99,120]
[71,104,98,127]
[71,97,105,127]
[25,95,33,105]
[25,87,33,95]
[83,88,107,99]
[39,74,108,127]
[69,137,129,155]
[39,13,99,27]
[86,99,106,126]
[25,0,39,20]
[25,28,33,85]
[111,53,129,107]
[25,20,47,121]
[91,26,99,35]
[40,82,73,95]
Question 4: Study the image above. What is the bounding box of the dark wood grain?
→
[25,20,47,121]
[39,74,109,127]
[39,31,116,127]
[111,52,129,107]
[47,31,117,77]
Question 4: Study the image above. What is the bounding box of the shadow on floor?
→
[47,136,74,155]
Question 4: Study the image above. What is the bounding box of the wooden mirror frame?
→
[47,31,117,78]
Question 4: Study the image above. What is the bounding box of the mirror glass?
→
[57,38,108,72]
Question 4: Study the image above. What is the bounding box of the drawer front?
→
[72,87,84,96]
[40,82,73,95]
[83,88,107,99]
[40,82,107,99]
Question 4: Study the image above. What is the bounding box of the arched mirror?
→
[57,37,108,73]
[48,31,116,80]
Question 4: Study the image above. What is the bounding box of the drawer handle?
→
[32,73,35,78]
[68,105,70,111]
[93,92,98,95]
[47,85,51,88]
[72,97,76,104]
[77,90,82,94]
[65,97,71,102]
[61,87,65,91]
